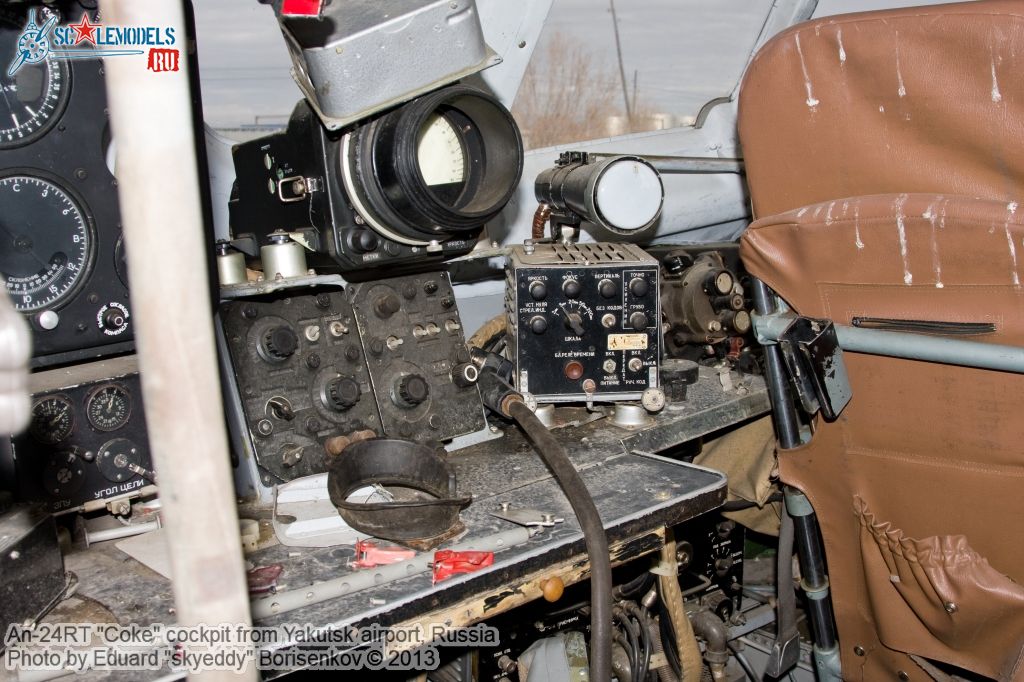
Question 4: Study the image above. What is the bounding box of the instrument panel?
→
[9,355,154,512]
[0,4,133,367]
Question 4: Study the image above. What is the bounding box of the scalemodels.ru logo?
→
[6,9,180,77]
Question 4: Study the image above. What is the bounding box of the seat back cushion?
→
[738,0,1024,218]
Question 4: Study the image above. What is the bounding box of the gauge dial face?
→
[416,111,466,200]
[0,175,92,312]
[86,383,132,431]
[0,15,69,149]
[30,395,74,444]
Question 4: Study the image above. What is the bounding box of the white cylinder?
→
[261,239,307,279]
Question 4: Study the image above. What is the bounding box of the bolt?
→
[708,320,722,332]
[9,550,20,560]
[499,502,510,512]
[898,672,909,681]
[853,645,865,656]
[256,419,273,437]
[602,359,617,374]
[944,602,958,614]
[242,304,258,319]
[74,168,87,180]
[401,283,417,300]
[441,296,454,309]
[423,281,439,295]
[315,293,332,309]
[305,353,321,369]
[305,417,321,433]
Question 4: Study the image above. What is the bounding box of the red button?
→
[564,361,584,380]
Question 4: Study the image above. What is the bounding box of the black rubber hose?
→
[508,400,613,682]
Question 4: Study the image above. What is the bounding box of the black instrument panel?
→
[10,354,154,513]
[0,3,133,367]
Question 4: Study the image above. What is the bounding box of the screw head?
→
[898,672,909,681]
[943,602,958,614]
[853,645,865,656]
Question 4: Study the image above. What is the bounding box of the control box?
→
[7,355,154,513]
[219,290,380,483]
[506,243,661,403]
[346,272,485,442]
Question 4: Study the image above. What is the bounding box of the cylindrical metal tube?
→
[251,527,533,619]
[750,280,801,449]
[85,520,161,546]
[216,250,247,286]
[261,237,307,279]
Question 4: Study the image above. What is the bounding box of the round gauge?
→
[0,175,93,312]
[86,383,132,432]
[340,84,523,246]
[43,449,86,499]
[0,13,70,149]
[30,395,74,444]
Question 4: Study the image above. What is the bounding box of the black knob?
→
[598,279,617,298]
[628,312,648,330]
[374,294,401,319]
[423,280,439,295]
[344,344,361,362]
[324,376,361,411]
[529,315,548,334]
[348,229,379,254]
[529,281,547,301]
[102,307,127,329]
[628,277,649,297]
[563,313,585,336]
[562,279,581,298]
[395,374,430,407]
[262,326,298,361]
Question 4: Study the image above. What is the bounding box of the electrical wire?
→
[727,642,760,681]
[508,400,613,682]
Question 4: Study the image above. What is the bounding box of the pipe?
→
[507,400,612,682]
[85,520,161,546]
[691,610,729,681]
[785,488,837,651]
[658,532,703,682]
[252,526,533,619]
[755,311,1024,374]
[750,280,801,449]
[99,1,255,679]
[590,154,744,175]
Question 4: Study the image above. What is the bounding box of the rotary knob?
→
[395,374,430,408]
[323,376,361,411]
[628,312,648,330]
[261,326,298,361]
[374,294,402,319]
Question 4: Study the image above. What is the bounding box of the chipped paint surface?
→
[1007,202,1019,286]
[795,34,819,108]
[854,201,865,250]
[895,30,907,97]
[924,197,944,288]
[991,48,1003,103]
[837,28,847,64]
[894,193,912,284]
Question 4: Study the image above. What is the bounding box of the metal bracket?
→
[759,314,852,421]
[491,504,565,528]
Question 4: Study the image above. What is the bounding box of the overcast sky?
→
[193,0,956,130]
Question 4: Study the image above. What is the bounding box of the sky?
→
[192,0,955,131]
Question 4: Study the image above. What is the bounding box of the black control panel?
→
[220,290,380,483]
[8,355,153,513]
[347,272,485,442]
[506,243,661,403]
[0,4,133,367]
[681,514,746,619]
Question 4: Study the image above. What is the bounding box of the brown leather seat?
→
[738,3,1024,680]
